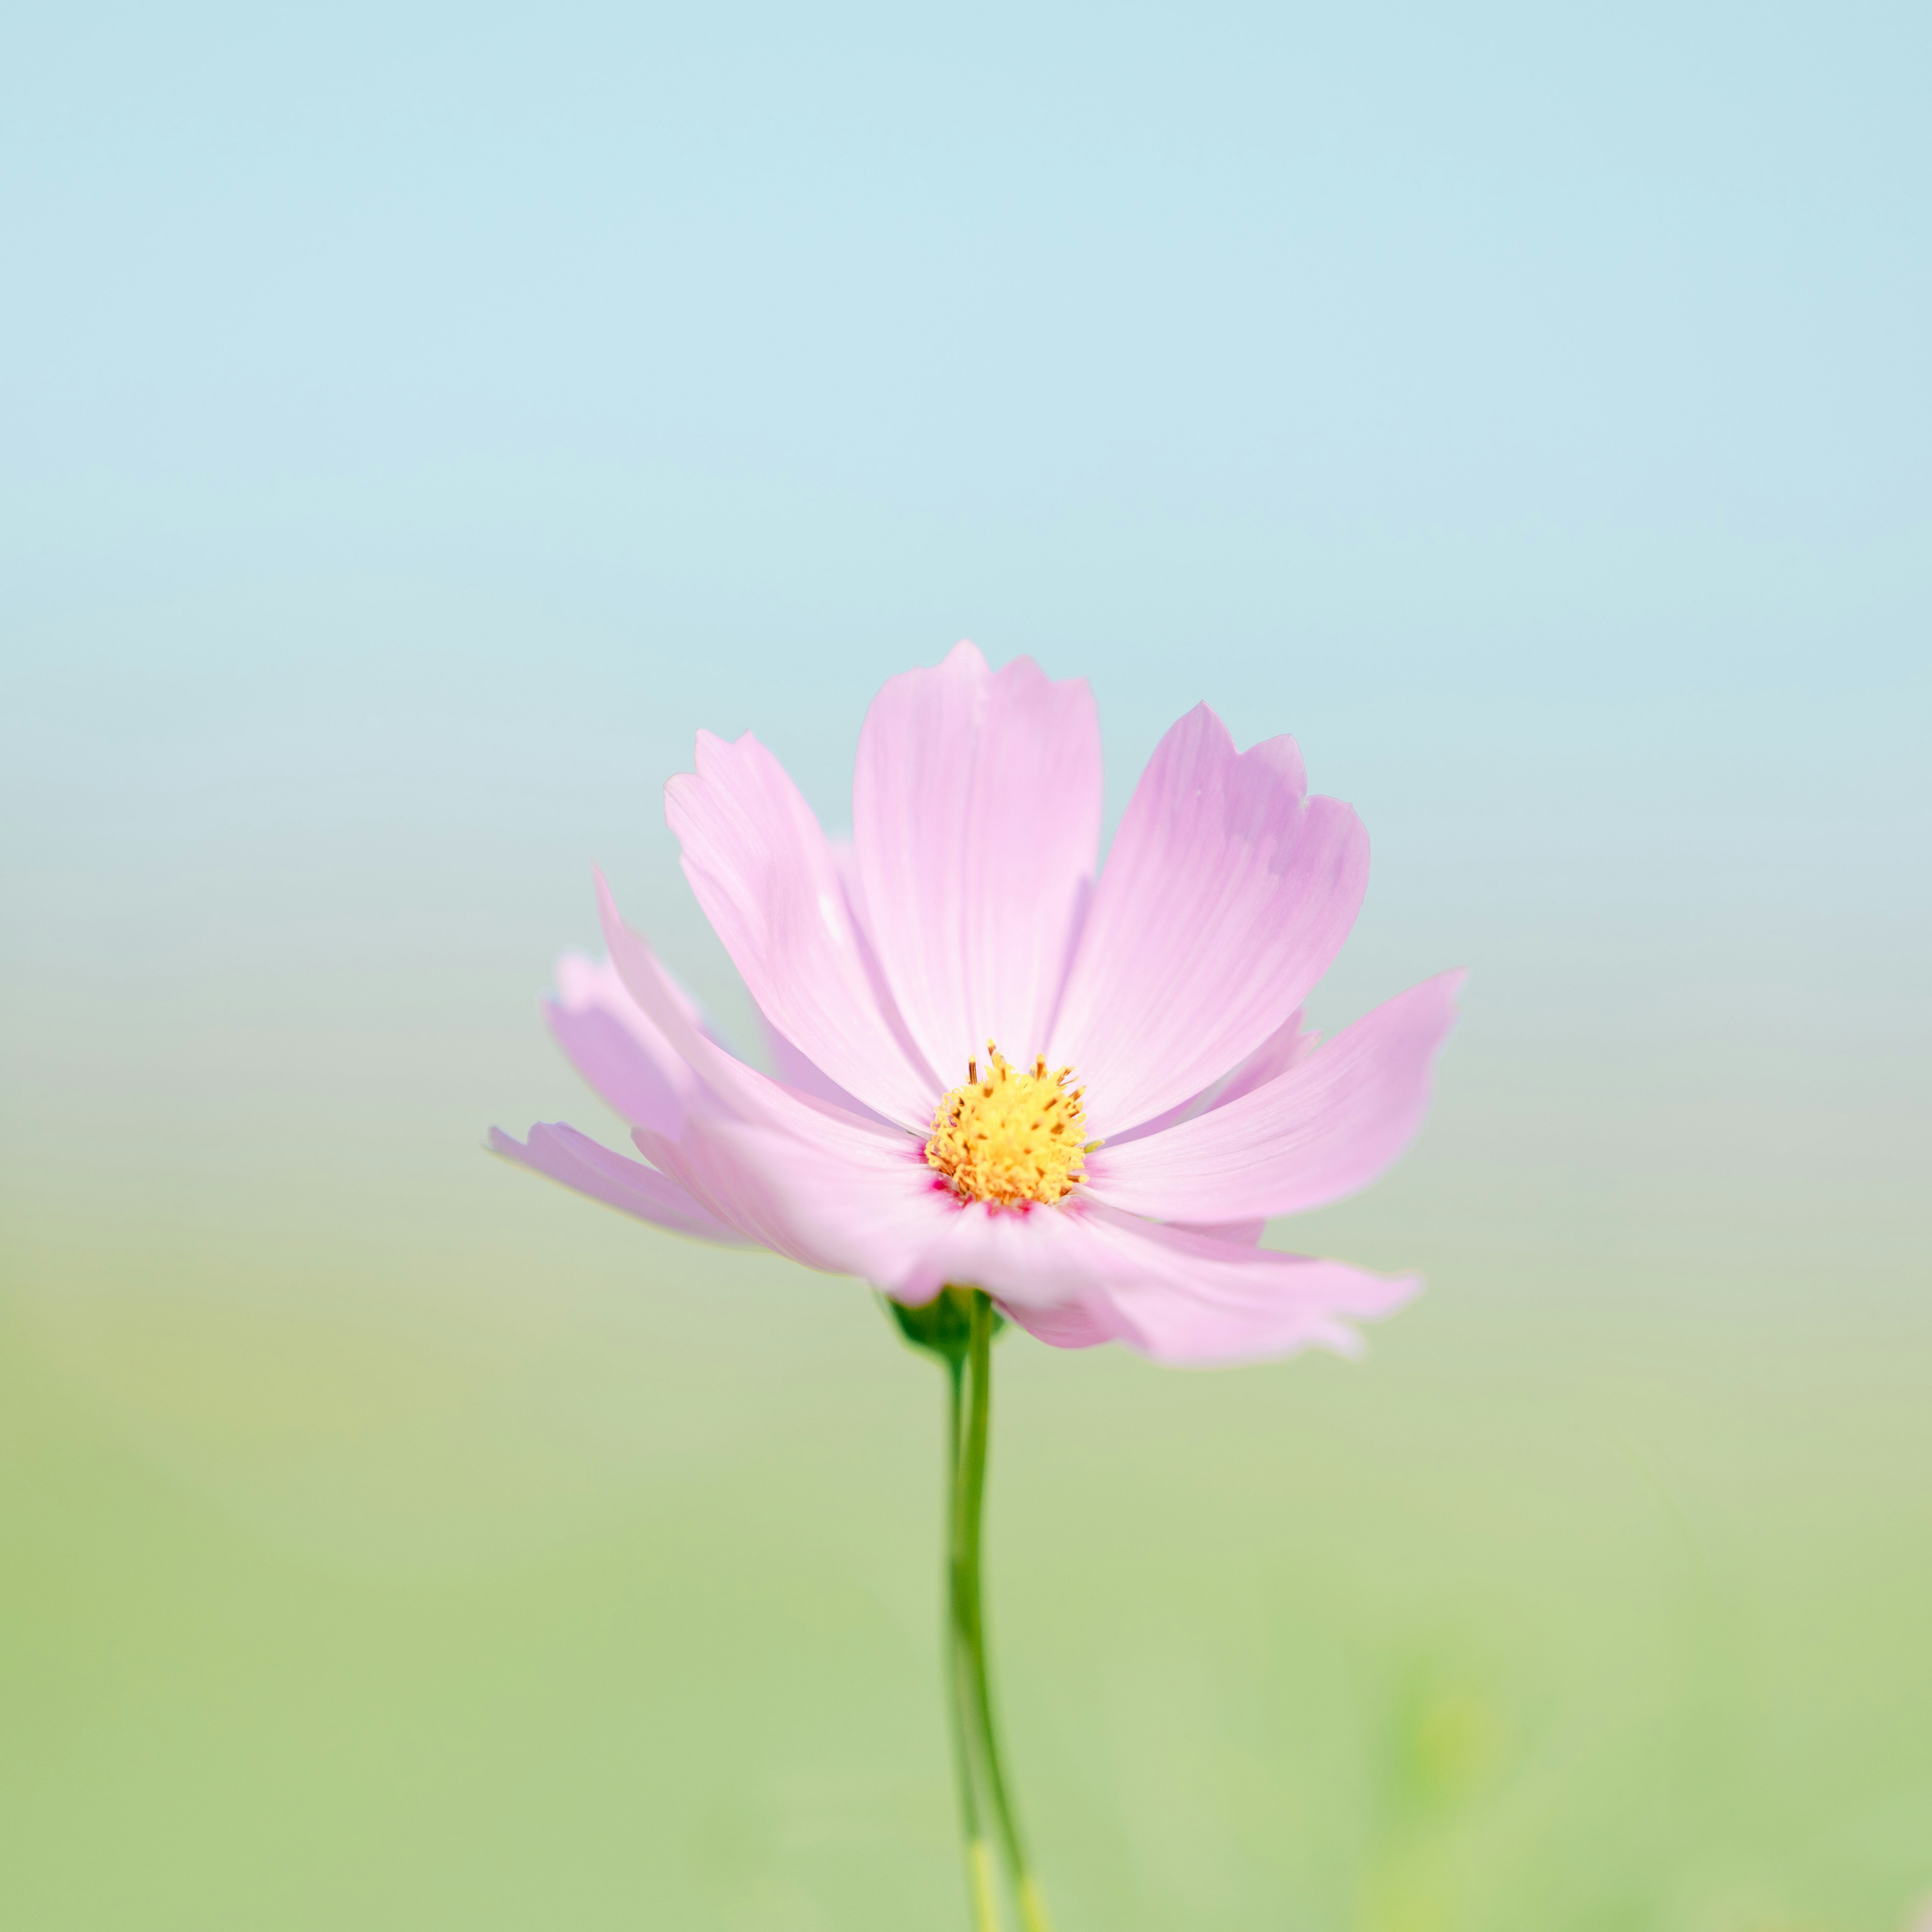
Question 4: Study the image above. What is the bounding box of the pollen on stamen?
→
[924,1040,1095,1208]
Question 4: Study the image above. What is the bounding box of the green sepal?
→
[881,1285,1005,1365]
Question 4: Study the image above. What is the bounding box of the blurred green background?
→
[3,0,1928,1926]
[7,1189,1930,1929]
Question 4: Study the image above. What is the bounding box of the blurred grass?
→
[3,1196,1929,1932]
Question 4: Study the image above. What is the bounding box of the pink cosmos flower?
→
[493,643,1461,1365]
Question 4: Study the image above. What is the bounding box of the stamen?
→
[924,1040,1095,1208]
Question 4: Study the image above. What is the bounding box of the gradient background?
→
[4,2,1928,1927]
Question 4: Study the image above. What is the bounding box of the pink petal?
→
[1169,1218,1267,1246]
[826,832,937,1077]
[664,731,939,1128]
[594,871,917,1149]
[1088,971,1464,1221]
[759,1012,888,1123]
[989,1296,1137,1350]
[488,1123,750,1244]
[543,952,700,1136]
[617,1097,1414,1367]
[1207,1009,1322,1110]
[1104,1007,1318,1147]
[1049,1208,1420,1366]
[633,1112,950,1281]
[629,1099,1129,1313]
[852,640,1102,1086]
[1050,704,1369,1135]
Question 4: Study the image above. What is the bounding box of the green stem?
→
[946,1352,1002,1932]
[901,1284,1052,1931]
[956,1291,1054,1932]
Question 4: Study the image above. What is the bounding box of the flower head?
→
[493,642,1461,1365]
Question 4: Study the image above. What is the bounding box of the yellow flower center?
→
[925,1043,1092,1207]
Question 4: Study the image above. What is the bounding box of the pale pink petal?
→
[619,1100,1414,1366]
[633,1112,949,1282]
[1089,972,1464,1222]
[658,1126,1150,1318]
[991,1296,1137,1350]
[942,1202,1415,1366]
[595,871,914,1150]
[759,1012,888,1123]
[1050,704,1369,1135]
[853,641,1102,1085]
[544,952,701,1136]
[828,833,941,1080]
[1105,1008,1318,1147]
[629,1099,1134,1315]
[1207,1010,1322,1110]
[1168,1218,1267,1246]
[488,1123,750,1244]
[664,731,939,1127]
[1056,1209,1420,1366]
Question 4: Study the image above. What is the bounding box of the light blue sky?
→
[3,0,1925,1297]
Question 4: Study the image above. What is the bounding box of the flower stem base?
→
[886,1286,1053,1932]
